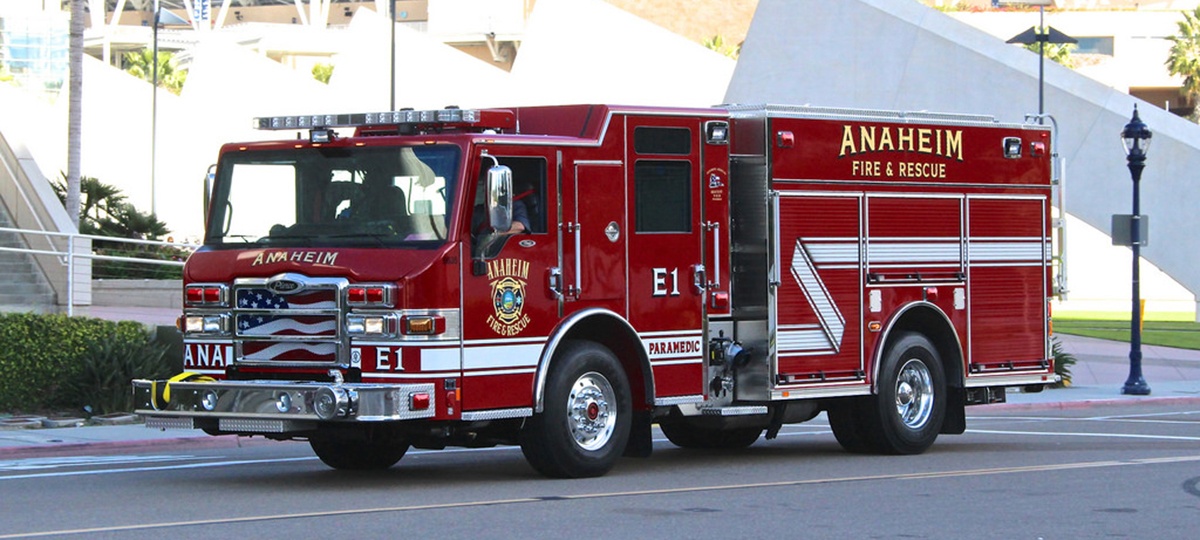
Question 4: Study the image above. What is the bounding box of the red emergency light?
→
[346,284,393,307]
[185,284,227,306]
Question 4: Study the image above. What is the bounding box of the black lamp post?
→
[1121,105,1152,396]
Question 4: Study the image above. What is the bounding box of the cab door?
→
[461,150,559,412]
[624,118,707,399]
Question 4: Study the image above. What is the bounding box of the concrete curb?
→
[980,395,1200,411]
[0,434,280,460]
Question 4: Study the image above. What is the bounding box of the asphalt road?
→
[2,402,1198,539]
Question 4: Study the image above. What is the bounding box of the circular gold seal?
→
[491,276,526,326]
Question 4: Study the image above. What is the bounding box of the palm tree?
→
[66,0,83,230]
[124,49,188,95]
[1025,41,1076,69]
[1166,7,1200,120]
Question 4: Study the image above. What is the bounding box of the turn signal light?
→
[401,315,445,336]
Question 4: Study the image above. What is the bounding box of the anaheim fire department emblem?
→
[486,258,532,336]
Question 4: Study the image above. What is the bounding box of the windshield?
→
[206,145,460,248]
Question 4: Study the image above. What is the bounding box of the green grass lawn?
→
[1053,318,1200,350]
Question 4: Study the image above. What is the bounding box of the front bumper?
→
[132,378,437,433]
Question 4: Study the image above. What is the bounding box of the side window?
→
[634,127,691,155]
[634,161,691,233]
[472,156,548,234]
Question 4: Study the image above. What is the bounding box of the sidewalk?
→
[995,333,1200,408]
[1,334,1197,459]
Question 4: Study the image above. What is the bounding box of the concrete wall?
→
[91,279,181,310]
[0,96,91,307]
[727,0,1200,318]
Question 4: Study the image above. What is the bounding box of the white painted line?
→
[968,429,1200,442]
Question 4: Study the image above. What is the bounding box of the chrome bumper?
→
[132,379,437,430]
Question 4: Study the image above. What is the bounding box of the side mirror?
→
[204,163,216,225]
[487,165,513,233]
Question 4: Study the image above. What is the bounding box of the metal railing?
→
[0,225,199,316]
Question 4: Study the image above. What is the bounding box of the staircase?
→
[0,209,56,312]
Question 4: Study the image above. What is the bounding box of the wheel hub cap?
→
[567,372,617,451]
[894,358,934,429]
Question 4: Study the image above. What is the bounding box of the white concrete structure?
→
[1,0,735,240]
[328,8,514,110]
[509,0,734,107]
[727,0,1200,318]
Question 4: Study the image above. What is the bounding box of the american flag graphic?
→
[236,288,339,362]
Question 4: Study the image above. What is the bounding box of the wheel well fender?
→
[873,301,965,395]
[533,308,652,413]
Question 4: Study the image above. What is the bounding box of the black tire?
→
[826,397,875,454]
[520,341,632,478]
[864,331,945,453]
[309,437,409,470]
[659,420,762,450]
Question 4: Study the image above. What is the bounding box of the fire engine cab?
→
[133,103,1059,478]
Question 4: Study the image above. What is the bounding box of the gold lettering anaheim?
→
[251,250,339,267]
[486,258,530,281]
[839,125,963,162]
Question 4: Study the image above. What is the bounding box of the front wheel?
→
[309,437,409,470]
[520,341,631,478]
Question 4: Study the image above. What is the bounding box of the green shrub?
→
[58,331,174,415]
[0,313,174,413]
[1052,336,1076,387]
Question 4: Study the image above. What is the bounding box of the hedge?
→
[0,312,175,414]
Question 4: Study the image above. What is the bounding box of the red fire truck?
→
[133,104,1059,478]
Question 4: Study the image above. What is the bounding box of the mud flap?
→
[940,385,966,435]
[622,410,653,457]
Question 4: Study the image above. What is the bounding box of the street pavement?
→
[0,333,1197,459]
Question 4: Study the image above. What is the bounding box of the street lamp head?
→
[1121,105,1152,158]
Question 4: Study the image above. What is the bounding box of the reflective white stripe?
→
[463,344,541,370]
[967,240,1048,262]
[792,241,859,265]
[778,328,837,353]
[639,330,703,338]
[796,238,1048,265]
[790,240,845,354]
[421,347,460,372]
[650,358,704,367]
[868,242,961,264]
[464,368,537,377]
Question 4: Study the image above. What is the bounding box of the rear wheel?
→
[659,421,762,450]
[826,397,873,453]
[309,437,409,470]
[829,332,945,455]
[520,341,631,478]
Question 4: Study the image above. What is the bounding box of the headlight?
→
[346,314,394,336]
[185,315,228,334]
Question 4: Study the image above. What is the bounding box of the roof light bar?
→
[253,107,496,131]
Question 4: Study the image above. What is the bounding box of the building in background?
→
[3,0,1199,319]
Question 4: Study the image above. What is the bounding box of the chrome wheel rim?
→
[895,358,934,429]
[567,371,616,451]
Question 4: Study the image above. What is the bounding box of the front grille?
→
[233,277,346,367]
